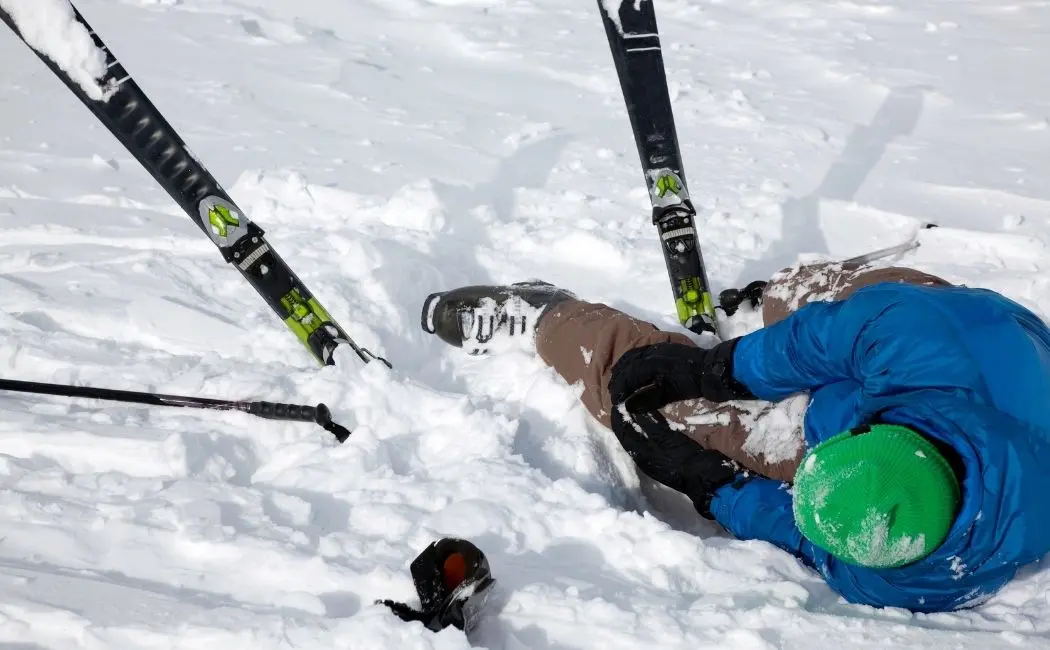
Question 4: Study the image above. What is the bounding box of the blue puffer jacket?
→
[709,282,1050,612]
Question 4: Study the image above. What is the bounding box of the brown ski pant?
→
[535,263,949,483]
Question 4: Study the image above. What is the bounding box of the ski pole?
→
[844,223,938,266]
[843,240,919,265]
[719,224,940,316]
[0,378,351,443]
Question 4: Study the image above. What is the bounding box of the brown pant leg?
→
[723,262,954,479]
[536,300,694,427]
[536,300,802,482]
[762,262,951,326]
[535,264,952,485]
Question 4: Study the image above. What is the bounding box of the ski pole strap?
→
[376,600,434,626]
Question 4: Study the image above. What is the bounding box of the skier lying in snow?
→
[421,262,1050,613]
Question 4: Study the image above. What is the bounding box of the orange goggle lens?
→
[441,552,468,590]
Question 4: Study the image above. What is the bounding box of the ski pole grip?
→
[247,401,351,443]
[249,400,318,422]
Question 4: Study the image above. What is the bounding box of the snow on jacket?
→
[710,282,1050,613]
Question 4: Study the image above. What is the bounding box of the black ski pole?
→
[717,224,939,316]
[0,378,351,443]
[843,223,938,265]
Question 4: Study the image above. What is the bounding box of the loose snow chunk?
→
[738,394,808,464]
[600,0,631,35]
[1,0,109,100]
[845,509,926,568]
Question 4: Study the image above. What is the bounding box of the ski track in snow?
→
[2,0,1050,648]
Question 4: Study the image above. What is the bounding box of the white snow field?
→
[2,0,1050,648]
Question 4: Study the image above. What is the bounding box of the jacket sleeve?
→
[709,477,813,560]
[710,479,900,609]
[731,285,983,401]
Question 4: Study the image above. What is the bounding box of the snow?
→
[0,0,109,100]
[599,0,629,36]
[846,510,926,569]
[0,0,1049,649]
[737,393,807,465]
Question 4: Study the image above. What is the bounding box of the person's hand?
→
[608,342,705,412]
[608,339,756,413]
[609,406,744,518]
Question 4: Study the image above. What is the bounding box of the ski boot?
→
[421,281,575,353]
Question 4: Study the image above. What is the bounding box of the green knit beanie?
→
[792,424,961,569]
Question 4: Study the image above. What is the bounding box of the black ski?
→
[0,4,385,367]
[598,0,717,334]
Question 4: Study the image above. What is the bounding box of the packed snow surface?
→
[1,0,1050,648]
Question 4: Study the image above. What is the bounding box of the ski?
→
[598,0,717,334]
[0,4,386,368]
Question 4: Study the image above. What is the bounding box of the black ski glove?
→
[609,405,743,518]
[609,338,756,413]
